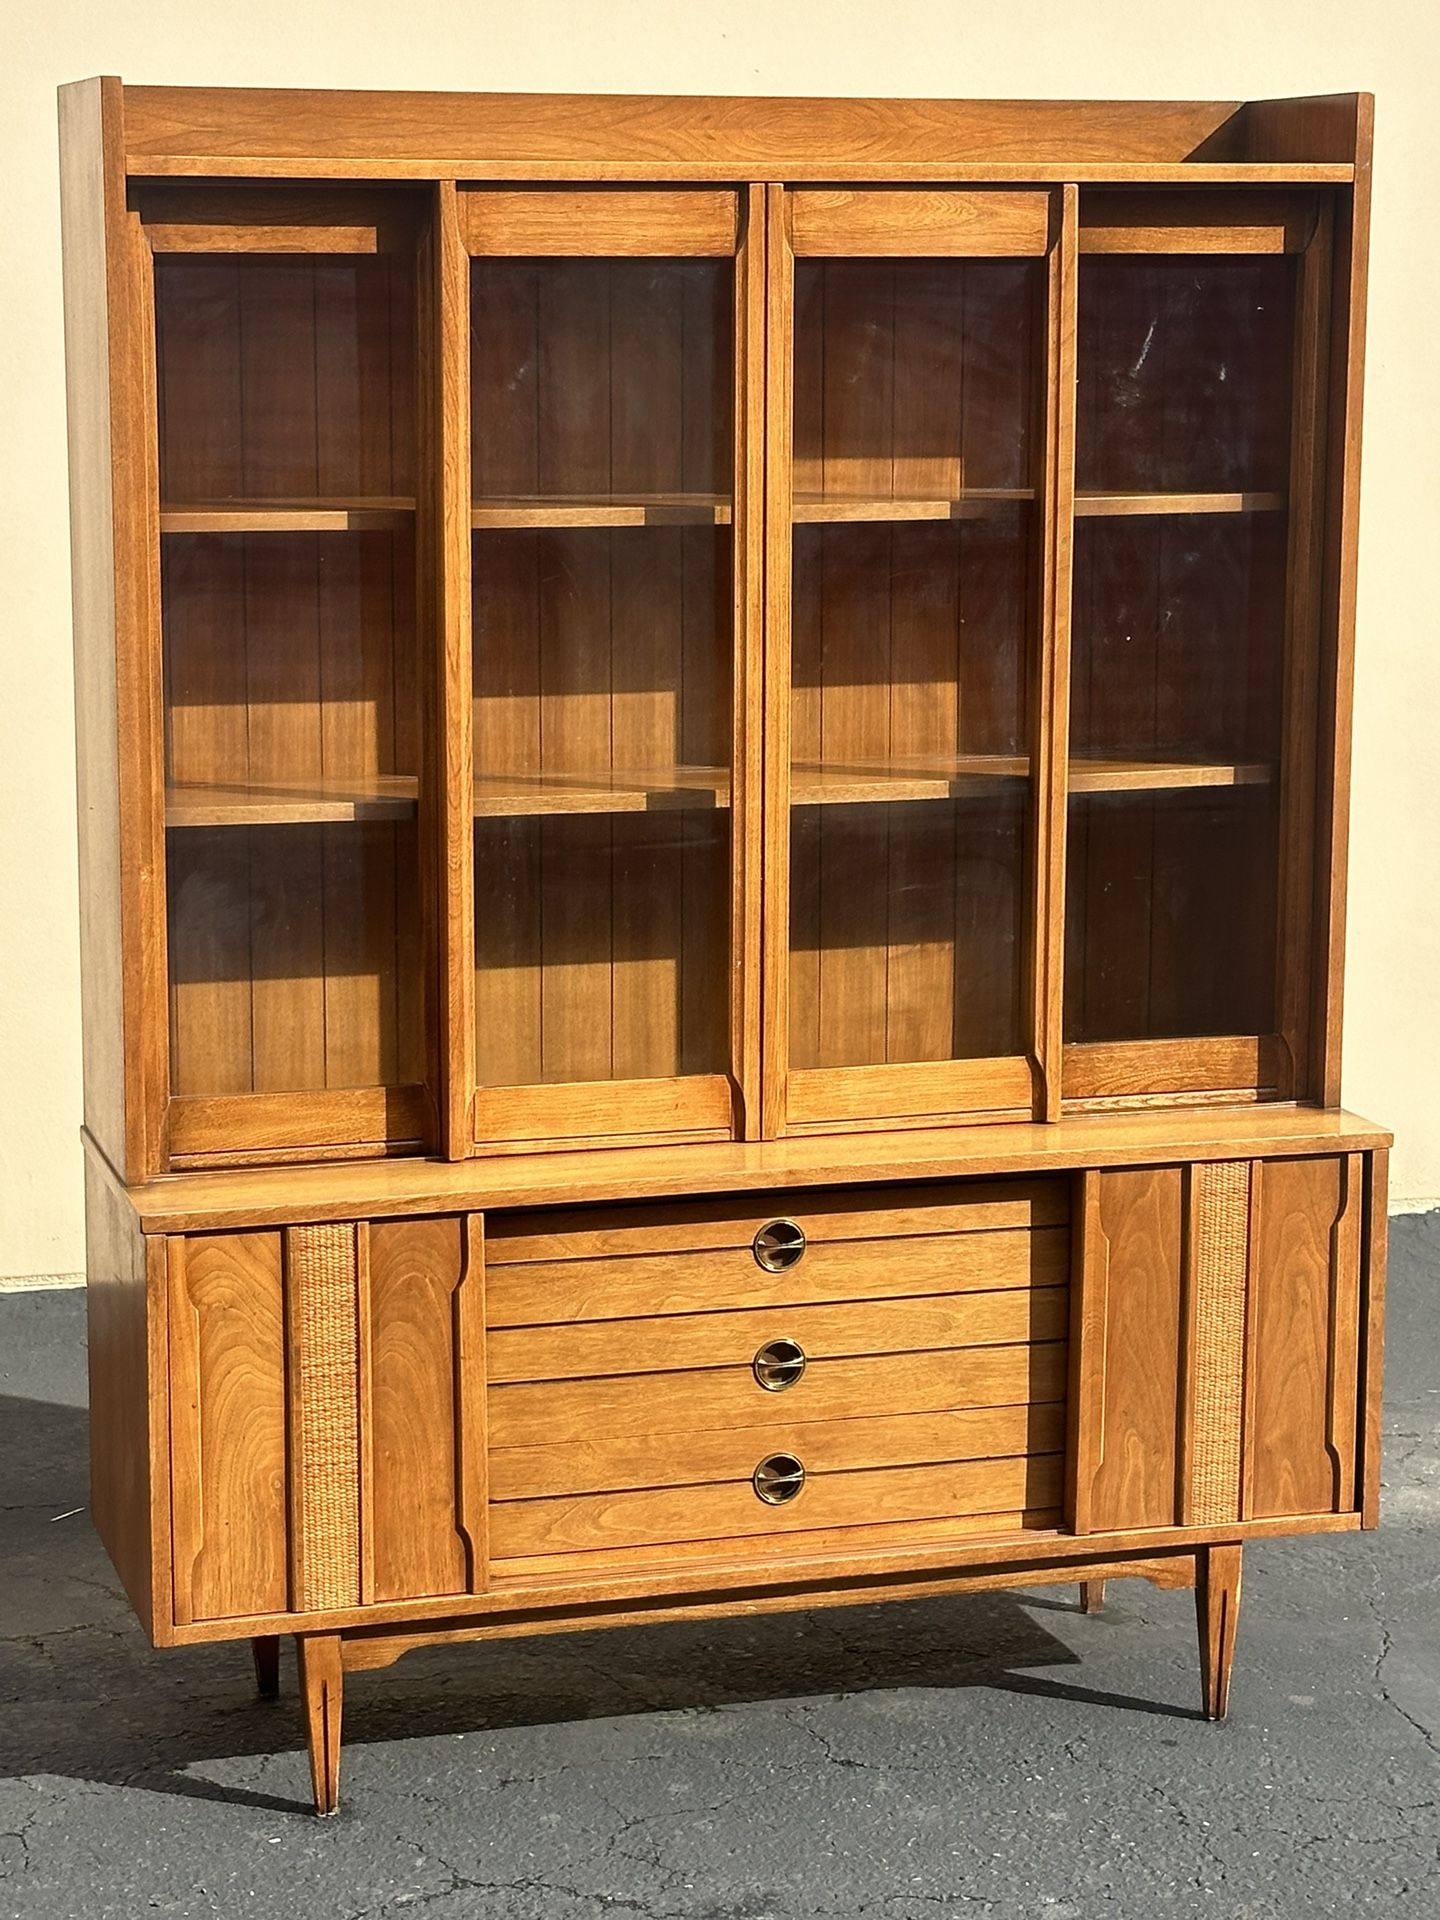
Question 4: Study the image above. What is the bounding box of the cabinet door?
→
[1063,193,1331,1105]
[168,1214,484,1625]
[464,188,763,1150]
[1069,1152,1369,1537]
[764,188,1063,1135]
[142,188,436,1166]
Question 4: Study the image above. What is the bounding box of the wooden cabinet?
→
[64,79,1387,1817]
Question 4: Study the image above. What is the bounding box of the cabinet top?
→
[64,79,1372,183]
[106,1108,1391,1235]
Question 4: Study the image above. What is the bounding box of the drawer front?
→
[487,1178,1070,1576]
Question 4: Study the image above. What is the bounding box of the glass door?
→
[465,189,760,1149]
[1063,193,1329,1103]
[146,190,433,1163]
[767,188,1061,1134]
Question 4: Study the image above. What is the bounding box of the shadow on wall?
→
[0,1385,1210,1820]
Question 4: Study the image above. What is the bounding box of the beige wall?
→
[2,1,1435,1280]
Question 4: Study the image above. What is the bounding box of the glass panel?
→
[470,258,733,1088]
[154,251,423,1099]
[1066,253,1295,1045]
[788,259,1041,1071]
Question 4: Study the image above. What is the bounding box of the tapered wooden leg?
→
[1080,1580,1107,1615]
[252,1635,281,1700]
[298,1633,343,1816]
[1196,1544,1243,1721]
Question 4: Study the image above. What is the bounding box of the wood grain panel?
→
[120,89,1278,176]
[1245,1154,1361,1518]
[126,1109,1391,1236]
[487,1225,1067,1325]
[791,189,1050,257]
[490,1341,1068,1448]
[363,1215,482,1601]
[84,1143,168,1638]
[461,188,736,256]
[167,1231,289,1623]
[491,1402,1066,1500]
[61,80,168,1181]
[488,1285,1068,1385]
[492,1453,1064,1557]
[1073,1166,1185,1532]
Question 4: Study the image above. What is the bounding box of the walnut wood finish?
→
[1196,1542,1243,1720]
[298,1633,343,1815]
[62,81,1384,1818]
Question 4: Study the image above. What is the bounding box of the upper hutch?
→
[62,79,1387,1817]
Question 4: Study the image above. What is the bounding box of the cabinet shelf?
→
[1068,757,1275,793]
[792,489,1034,524]
[473,767,732,815]
[160,498,417,533]
[1074,490,1286,518]
[166,756,1277,827]
[471,495,733,529]
[166,775,420,827]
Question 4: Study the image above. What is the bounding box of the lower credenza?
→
[84,1116,1388,1814]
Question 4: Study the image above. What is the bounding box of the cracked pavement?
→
[2,1212,1438,1918]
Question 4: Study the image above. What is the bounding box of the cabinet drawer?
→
[491,1454,1065,1559]
[486,1178,1070,1576]
[486,1178,1066,1267]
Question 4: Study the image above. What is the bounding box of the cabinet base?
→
[292,1544,1239,1817]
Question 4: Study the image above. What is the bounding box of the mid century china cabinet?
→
[61,79,1387,1817]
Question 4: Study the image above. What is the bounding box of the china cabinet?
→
[61,78,1386,1816]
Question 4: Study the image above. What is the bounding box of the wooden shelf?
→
[160,498,415,532]
[471,495,733,529]
[474,767,731,815]
[167,755,1275,828]
[166,776,419,827]
[793,490,1033,524]
[791,756,1029,804]
[1075,491,1286,518]
[1069,758,1276,793]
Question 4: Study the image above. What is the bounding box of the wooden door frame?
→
[1059,187,1336,1112]
[460,184,764,1154]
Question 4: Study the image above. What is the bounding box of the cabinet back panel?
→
[1076,255,1295,494]
[793,259,1036,496]
[155,253,415,500]
[471,258,732,498]
[474,813,729,1086]
[1064,788,1279,1044]
[790,796,1027,1069]
[166,822,424,1095]
[1070,515,1286,764]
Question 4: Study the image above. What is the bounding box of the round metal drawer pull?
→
[753,1218,806,1273]
[753,1337,807,1392]
[753,1453,806,1506]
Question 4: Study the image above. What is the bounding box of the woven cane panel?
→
[1188,1162,1250,1526]
[287,1224,361,1613]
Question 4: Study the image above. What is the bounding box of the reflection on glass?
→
[1066,254,1296,1045]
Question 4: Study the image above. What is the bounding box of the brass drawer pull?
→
[753,1337,807,1391]
[753,1453,806,1506]
[753,1218,806,1272]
